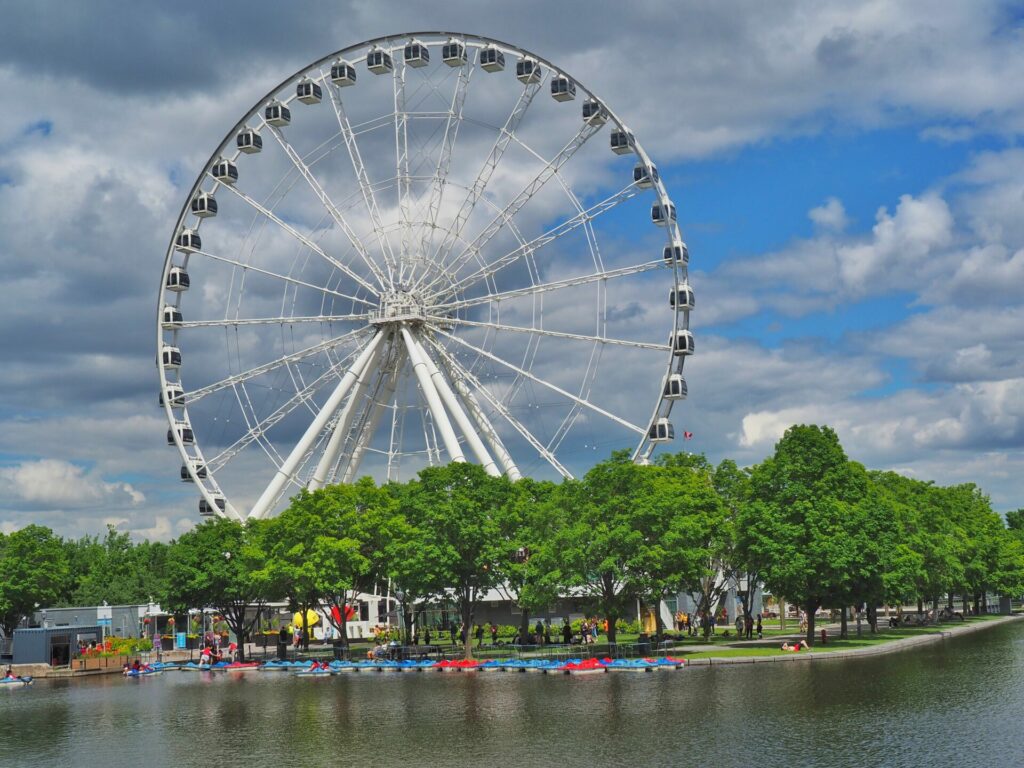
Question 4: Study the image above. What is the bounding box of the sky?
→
[1,0,1022,540]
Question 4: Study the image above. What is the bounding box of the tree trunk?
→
[605,612,618,645]
[805,602,817,646]
[519,608,531,647]
[973,592,980,615]
[840,606,848,640]
[402,599,415,645]
[917,597,923,614]
[946,592,954,609]
[867,604,877,634]
[962,594,969,615]
[981,592,988,613]
[460,589,475,660]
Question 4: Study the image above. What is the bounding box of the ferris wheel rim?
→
[158,31,692,520]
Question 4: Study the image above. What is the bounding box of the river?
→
[3,621,1022,767]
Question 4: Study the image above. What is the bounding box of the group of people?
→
[120,659,154,675]
[674,610,764,640]
[198,641,236,667]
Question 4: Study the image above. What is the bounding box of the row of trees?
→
[3,425,1022,657]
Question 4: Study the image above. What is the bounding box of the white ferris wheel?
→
[158,32,695,521]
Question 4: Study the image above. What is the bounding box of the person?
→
[781,640,810,652]
[580,619,590,644]
[592,620,599,644]
[132,659,142,672]
[735,614,744,637]
[475,624,484,648]
[533,619,543,646]
[423,626,431,646]
[449,622,458,646]
[199,645,212,667]
[4,665,15,679]
[562,619,572,645]
[490,622,499,645]
[543,620,552,645]
[745,614,754,641]
[756,614,763,640]
[293,626,302,649]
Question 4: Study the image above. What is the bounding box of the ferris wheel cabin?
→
[651,201,677,227]
[265,100,291,127]
[160,345,181,369]
[296,77,323,104]
[367,47,393,74]
[331,59,357,86]
[161,305,183,329]
[648,418,674,443]
[669,285,695,310]
[159,384,185,408]
[582,99,607,125]
[551,76,576,102]
[633,163,659,188]
[479,45,505,72]
[181,462,207,481]
[212,157,239,183]
[664,374,687,400]
[404,40,430,67]
[235,129,262,154]
[165,267,190,292]
[199,495,225,517]
[671,329,695,356]
[516,57,542,84]
[190,192,217,218]
[175,228,201,253]
[610,130,634,155]
[664,240,689,264]
[168,423,194,445]
[443,39,468,66]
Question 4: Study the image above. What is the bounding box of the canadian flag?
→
[683,431,693,440]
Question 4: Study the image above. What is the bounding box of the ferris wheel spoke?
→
[430,181,641,302]
[430,325,645,437]
[435,259,665,312]
[214,178,381,297]
[422,335,571,478]
[434,317,670,351]
[320,69,399,273]
[262,121,389,288]
[188,248,377,308]
[416,78,545,290]
[184,326,372,405]
[204,341,366,473]
[393,61,414,276]
[419,61,473,263]
[177,312,370,329]
[421,115,603,295]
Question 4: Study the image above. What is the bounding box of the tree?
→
[634,461,725,638]
[397,463,514,659]
[541,452,651,645]
[165,518,269,661]
[742,425,868,645]
[492,477,562,645]
[0,525,69,639]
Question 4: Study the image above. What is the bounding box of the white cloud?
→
[808,197,848,231]
[0,459,144,509]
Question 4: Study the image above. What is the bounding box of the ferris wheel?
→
[158,32,694,521]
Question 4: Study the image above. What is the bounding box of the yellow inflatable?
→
[292,610,320,629]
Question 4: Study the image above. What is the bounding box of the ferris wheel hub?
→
[371,289,430,326]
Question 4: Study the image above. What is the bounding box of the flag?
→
[683,431,693,440]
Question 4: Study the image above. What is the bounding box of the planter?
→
[185,637,198,650]
[160,637,174,651]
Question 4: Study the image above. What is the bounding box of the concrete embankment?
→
[685,614,1024,667]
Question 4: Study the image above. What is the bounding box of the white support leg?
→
[249,331,384,519]
[341,350,403,484]
[406,331,500,477]
[400,326,465,463]
[438,352,522,481]
[309,332,389,489]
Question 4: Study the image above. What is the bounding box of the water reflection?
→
[1,623,1022,767]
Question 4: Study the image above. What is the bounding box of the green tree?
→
[0,525,69,638]
[164,518,269,661]
[741,425,868,645]
[397,463,514,659]
[540,452,650,645]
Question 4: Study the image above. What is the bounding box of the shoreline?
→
[684,614,1024,666]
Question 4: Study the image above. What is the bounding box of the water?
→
[3,622,1023,768]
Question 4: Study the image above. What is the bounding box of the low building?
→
[12,625,102,666]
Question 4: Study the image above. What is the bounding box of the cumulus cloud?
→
[808,197,848,231]
[0,459,144,509]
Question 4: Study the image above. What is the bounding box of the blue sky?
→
[0,0,1022,538]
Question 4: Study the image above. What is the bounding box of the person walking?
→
[490,622,499,646]
[448,621,458,646]
[756,614,763,639]
[475,624,484,648]
[562,618,572,644]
